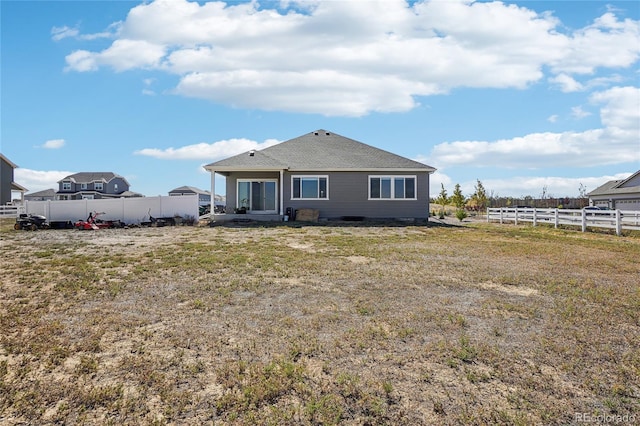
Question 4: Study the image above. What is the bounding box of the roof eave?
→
[205,166,435,173]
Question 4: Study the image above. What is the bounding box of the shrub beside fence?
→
[487,207,640,236]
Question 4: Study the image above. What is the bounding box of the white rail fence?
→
[487,207,640,236]
[0,205,19,218]
[19,195,199,226]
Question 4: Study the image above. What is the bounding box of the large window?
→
[62,182,72,191]
[291,176,328,199]
[94,182,104,191]
[237,180,277,212]
[369,176,416,200]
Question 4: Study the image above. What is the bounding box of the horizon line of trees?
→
[431,180,590,218]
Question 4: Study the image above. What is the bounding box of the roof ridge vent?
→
[314,132,319,135]
[325,132,330,135]
[249,150,255,157]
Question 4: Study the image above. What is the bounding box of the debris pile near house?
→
[295,209,319,222]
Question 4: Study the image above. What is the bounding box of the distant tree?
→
[469,179,488,213]
[578,183,589,208]
[578,183,587,198]
[435,183,449,218]
[451,183,466,209]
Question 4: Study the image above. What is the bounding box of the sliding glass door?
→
[237,180,277,213]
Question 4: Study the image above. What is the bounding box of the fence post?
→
[515,208,519,225]
[581,208,587,232]
[500,208,503,224]
[554,208,559,229]
[533,209,537,227]
[616,210,622,236]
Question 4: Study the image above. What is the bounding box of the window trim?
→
[368,175,417,200]
[291,175,329,200]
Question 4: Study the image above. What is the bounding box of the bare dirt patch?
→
[1,221,638,424]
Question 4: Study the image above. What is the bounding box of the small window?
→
[369,176,416,200]
[292,176,328,199]
[81,183,87,190]
[62,182,72,191]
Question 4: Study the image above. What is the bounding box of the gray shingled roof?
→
[205,130,435,172]
[25,188,56,197]
[58,172,125,184]
[587,170,640,196]
[169,186,210,194]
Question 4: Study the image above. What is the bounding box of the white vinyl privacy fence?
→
[21,195,199,225]
[487,207,640,236]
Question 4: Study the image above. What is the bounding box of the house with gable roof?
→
[56,172,142,200]
[587,170,640,211]
[1,153,28,205]
[204,129,436,221]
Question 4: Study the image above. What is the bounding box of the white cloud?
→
[51,22,121,42]
[51,25,79,41]
[571,106,591,119]
[547,115,558,123]
[61,0,640,116]
[15,169,73,194]
[42,139,65,149]
[65,39,165,73]
[134,138,281,160]
[427,86,640,170]
[549,73,584,92]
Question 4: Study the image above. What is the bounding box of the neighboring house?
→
[25,188,57,202]
[203,129,436,221]
[56,172,142,200]
[587,170,640,211]
[169,185,212,206]
[0,153,28,205]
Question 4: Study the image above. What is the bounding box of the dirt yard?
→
[0,220,638,425]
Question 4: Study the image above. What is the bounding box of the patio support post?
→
[279,170,284,217]
[210,170,215,219]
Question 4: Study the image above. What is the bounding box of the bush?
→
[455,209,468,222]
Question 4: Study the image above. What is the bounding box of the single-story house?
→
[169,185,212,206]
[203,129,436,221]
[24,188,57,202]
[587,170,640,211]
[56,172,143,200]
[1,153,28,205]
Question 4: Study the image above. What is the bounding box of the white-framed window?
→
[62,181,72,191]
[291,175,328,200]
[369,176,416,200]
[81,183,87,190]
[94,182,104,191]
[82,194,94,200]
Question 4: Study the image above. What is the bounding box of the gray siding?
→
[225,172,280,211]
[284,171,430,219]
[1,158,13,205]
[225,170,430,219]
[623,173,640,187]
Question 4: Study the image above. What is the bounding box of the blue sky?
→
[2,0,639,199]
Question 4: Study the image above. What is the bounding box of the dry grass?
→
[0,219,638,425]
